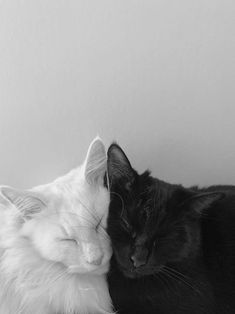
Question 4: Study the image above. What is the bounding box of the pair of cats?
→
[0,137,235,314]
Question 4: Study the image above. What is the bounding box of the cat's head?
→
[107,143,223,279]
[0,137,112,275]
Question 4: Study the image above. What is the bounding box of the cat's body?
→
[0,138,113,314]
[107,143,235,314]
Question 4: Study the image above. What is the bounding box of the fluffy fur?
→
[107,143,235,314]
[0,137,113,314]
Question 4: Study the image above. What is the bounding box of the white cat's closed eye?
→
[60,238,78,244]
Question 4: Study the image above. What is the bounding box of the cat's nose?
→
[83,243,104,266]
[130,246,149,268]
[130,255,146,268]
[87,253,104,266]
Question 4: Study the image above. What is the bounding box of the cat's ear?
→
[83,136,107,185]
[107,143,136,185]
[0,186,46,220]
[187,191,225,214]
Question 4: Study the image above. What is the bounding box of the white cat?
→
[0,137,113,314]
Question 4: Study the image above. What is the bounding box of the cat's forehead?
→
[124,179,169,221]
[131,179,158,205]
[35,170,109,224]
[50,183,109,219]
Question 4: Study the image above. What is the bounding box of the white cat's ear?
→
[0,186,46,220]
[83,137,107,185]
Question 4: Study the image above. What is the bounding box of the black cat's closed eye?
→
[140,208,149,223]
[121,217,132,232]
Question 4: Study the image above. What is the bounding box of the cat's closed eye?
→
[60,238,78,245]
[139,206,151,223]
[121,217,132,233]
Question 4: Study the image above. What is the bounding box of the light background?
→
[0,0,234,189]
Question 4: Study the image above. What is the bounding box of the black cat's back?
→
[201,188,235,313]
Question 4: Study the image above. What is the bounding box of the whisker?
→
[161,267,201,295]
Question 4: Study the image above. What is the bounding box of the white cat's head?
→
[0,137,112,275]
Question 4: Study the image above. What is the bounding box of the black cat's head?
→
[107,143,223,279]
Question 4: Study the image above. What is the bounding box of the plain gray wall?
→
[0,0,234,189]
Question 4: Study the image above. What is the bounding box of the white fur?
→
[0,137,114,314]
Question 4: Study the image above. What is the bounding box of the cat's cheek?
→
[104,242,113,263]
[38,240,66,262]
[59,245,81,267]
[113,245,132,269]
[29,234,77,265]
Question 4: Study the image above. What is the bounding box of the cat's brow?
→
[76,198,102,223]
[44,211,109,241]
[75,198,109,236]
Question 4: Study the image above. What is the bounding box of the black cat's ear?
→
[0,186,46,220]
[188,192,225,214]
[107,143,136,186]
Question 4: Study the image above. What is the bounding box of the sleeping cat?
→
[107,143,235,314]
[0,137,113,314]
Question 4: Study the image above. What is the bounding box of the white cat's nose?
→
[87,253,104,266]
[83,244,104,266]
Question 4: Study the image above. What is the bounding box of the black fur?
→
[107,143,235,314]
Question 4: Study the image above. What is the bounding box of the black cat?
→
[107,143,235,314]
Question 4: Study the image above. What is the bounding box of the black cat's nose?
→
[130,254,146,268]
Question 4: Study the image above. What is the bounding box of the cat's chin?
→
[118,265,162,279]
[121,268,143,279]
[67,263,109,276]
